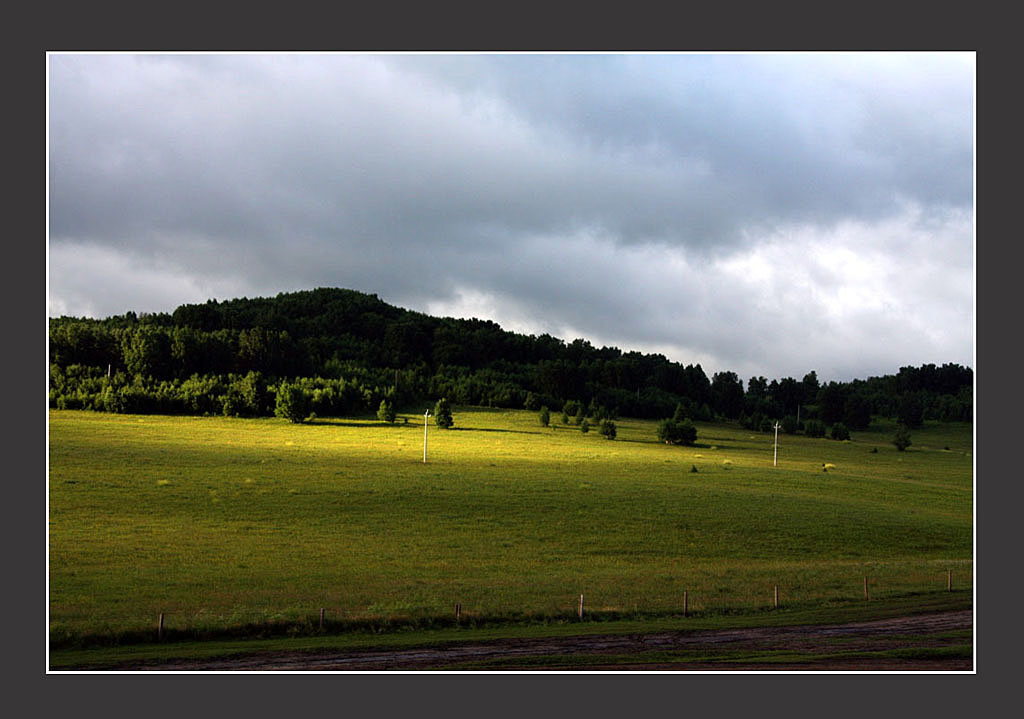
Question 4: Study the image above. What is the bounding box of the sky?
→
[47,52,974,383]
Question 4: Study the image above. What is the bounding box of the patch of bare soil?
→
[110,610,974,672]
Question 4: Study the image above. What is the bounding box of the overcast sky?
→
[47,52,974,383]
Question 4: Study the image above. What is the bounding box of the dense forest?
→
[48,287,973,431]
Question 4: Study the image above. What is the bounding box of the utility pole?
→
[423,410,431,463]
[773,421,780,467]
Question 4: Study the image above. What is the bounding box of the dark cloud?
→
[48,53,974,381]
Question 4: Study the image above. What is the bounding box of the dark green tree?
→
[434,397,454,429]
[830,422,851,441]
[817,382,848,426]
[657,418,697,445]
[804,419,826,438]
[711,371,745,419]
[843,393,872,430]
[897,394,924,428]
[671,402,689,423]
[599,419,617,440]
[893,423,912,451]
[539,406,550,427]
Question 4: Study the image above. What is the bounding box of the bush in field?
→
[275,382,310,423]
[539,406,550,427]
[657,418,697,446]
[580,418,590,434]
[433,397,454,429]
[893,423,912,451]
[599,419,617,440]
[563,400,582,418]
[830,422,851,441]
[222,371,268,417]
[804,419,826,438]
[377,398,396,423]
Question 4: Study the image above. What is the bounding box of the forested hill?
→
[49,287,972,428]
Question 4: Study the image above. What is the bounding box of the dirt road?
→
[105,609,972,671]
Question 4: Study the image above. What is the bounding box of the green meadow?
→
[48,408,973,648]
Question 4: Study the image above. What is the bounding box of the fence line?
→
[148,569,965,641]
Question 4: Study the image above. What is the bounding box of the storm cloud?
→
[47,52,974,382]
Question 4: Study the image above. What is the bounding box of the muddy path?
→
[97,609,972,671]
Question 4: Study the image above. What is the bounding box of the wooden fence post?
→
[683,590,688,618]
[774,585,779,609]
[320,607,325,630]
[578,593,584,620]
[455,603,461,622]
[158,612,164,641]
[864,576,869,601]
[948,569,952,592]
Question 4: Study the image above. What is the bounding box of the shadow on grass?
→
[449,426,546,436]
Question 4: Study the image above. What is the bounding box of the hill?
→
[49,287,972,426]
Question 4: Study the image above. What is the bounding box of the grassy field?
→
[48,407,973,652]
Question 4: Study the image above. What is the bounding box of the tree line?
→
[49,287,972,427]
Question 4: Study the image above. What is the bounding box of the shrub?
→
[275,382,310,423]
[377,399,396,423]
[539,406,550,427]
[830,422,851,441]
[433,398,454,429]
[893,423,912,451]
[804,419,826,438]
[657,418,697,446]
[580,418,590,434]
[599,420,617,440]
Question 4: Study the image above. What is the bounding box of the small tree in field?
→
[377,398,396,423]
[657,418,697,446]
[434,398,454,429]
[275,382,310,423]
[539,406,550,427]
[599,419,617,440]
[893,423,912,451]
[580,418,590,434]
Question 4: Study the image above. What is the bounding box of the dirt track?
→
[107,609,972,672]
